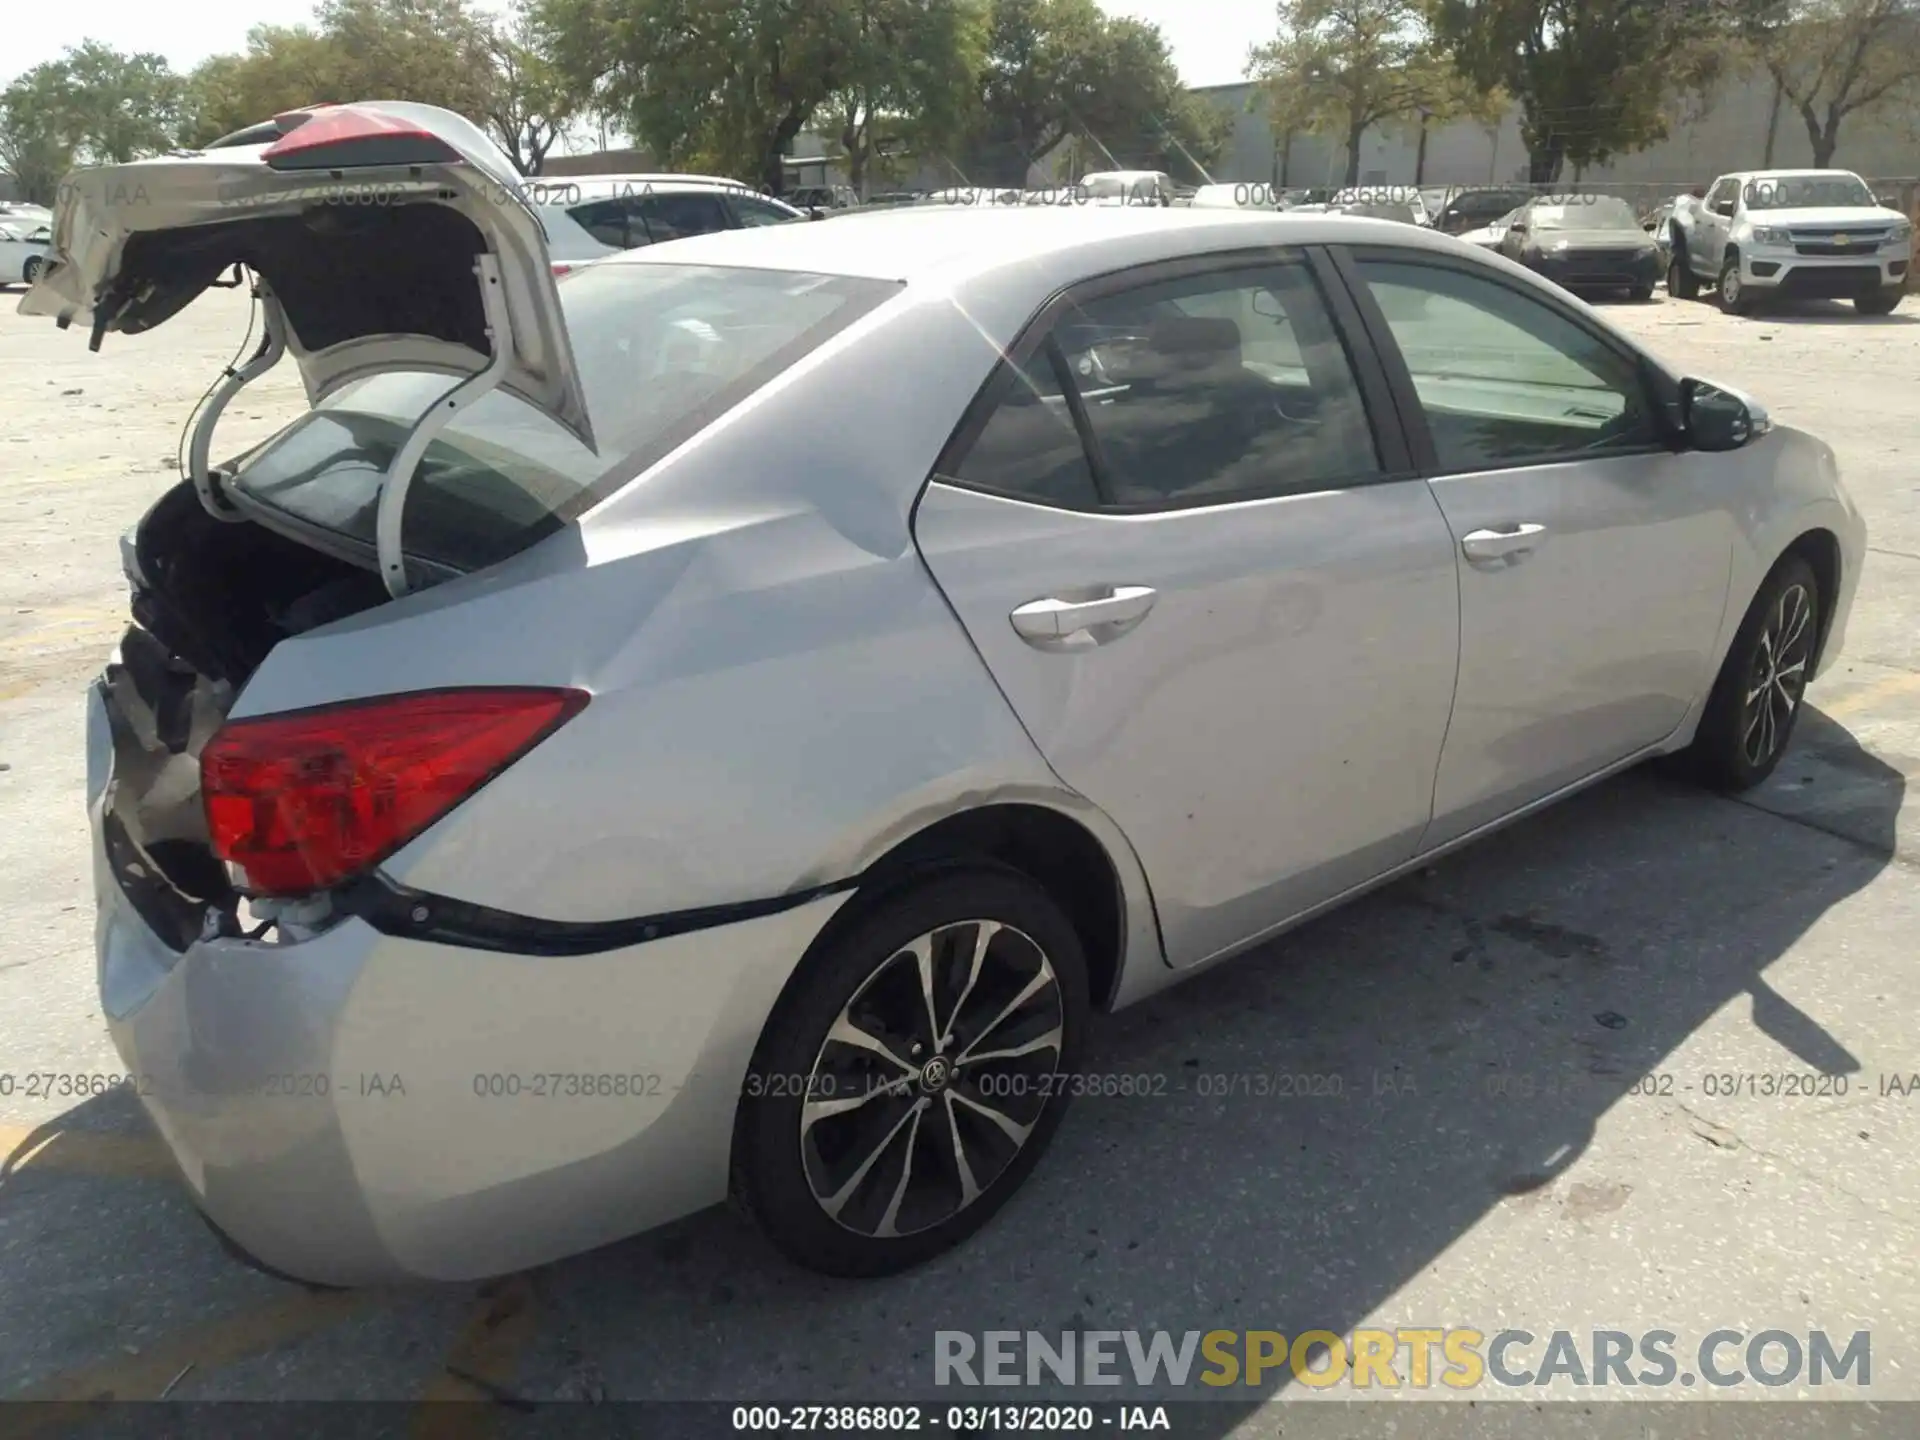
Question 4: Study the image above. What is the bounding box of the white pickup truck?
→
[1666,168,1911,315]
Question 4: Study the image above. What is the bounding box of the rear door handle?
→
[1461,523,1547,566]
[1010,586,1157,642]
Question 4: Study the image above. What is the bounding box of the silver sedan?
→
[29,103,1864,1286]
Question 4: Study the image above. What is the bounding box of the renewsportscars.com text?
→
[934,1328,1871,1390]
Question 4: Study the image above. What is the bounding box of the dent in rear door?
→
[912,253,1463,969]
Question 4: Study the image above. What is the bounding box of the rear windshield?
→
[1531,197,1639,230]
[1450,190,1528,220]
[229,263,900,573]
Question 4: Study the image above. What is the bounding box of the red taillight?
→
[202,688,589,897]
[551,262,574,277]
[261,104,460,170]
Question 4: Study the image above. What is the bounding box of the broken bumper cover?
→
[87,686,848,1287]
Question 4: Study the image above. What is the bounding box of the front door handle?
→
[1461,523,1547,566]
[1010,586,1157,642]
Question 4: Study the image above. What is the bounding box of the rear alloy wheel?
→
[733,868,1088,1277]
[1667,244,1699,299]
[1856,286,1904,316]
[1718,254,1756,315]
[1685,555,1821,792]
[20,255,41,285]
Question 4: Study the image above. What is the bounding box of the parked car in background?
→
[922,186,1025,207]
[1330,186,1433,226]
[24,99,1865,1290]
[1641,199,1679,269]
[789,184,858,214]
[1667,169,1911,315]
[536,176,807,272]
[1079,170,1175,206]
[0,217,51,287]
[1459,205,1525,250]
[1433,187,1533,236]
[865,191,925,208]
[1499,194,1664,300]
[1337,199,1421,225]
[1188,182,1285,210]
[1419,186,1456,221]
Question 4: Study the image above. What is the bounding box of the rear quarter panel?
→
[230,272,1164,974]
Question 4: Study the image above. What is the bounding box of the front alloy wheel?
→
[1685,554,1821,792]
[734,868,1089,1276]
[1739,580,1815,770]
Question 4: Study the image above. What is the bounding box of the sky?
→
[3,0,1276,92]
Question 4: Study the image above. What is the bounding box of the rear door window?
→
[634,193,733,242]
[569,198,647,248]
[730,195,800,227]
[1053,263,1381,507]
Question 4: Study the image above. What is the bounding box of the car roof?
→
[599,204,1489,286]
[1739,168,1865,180]
[540,174,752,200]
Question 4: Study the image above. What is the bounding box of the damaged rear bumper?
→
[88,682,849,1286]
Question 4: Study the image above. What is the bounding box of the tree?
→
[0,42,187,200]
[0,66,77,205]
[316,0,499,119]
[1397,51,1505,183]
[536,0,859,191]
[484,0,583,173]
[1432,0,1730,182]
[1249,0,1437,187]
[824,0,985,195]
[1744,0,1920,166]
[56,41,190,160]
[1246,32,1325,187]
[181,0,508,152]
[965,0,1222,185]
[183,27,345,145]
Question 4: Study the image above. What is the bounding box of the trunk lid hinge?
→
[188,277,289,523]
[376,253,513,599]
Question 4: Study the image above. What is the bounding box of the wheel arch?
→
[725,799,1142,1210]
[797,802,1135,1020]
[1780,526,1843,673]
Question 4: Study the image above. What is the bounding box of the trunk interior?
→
[102,480,390,947]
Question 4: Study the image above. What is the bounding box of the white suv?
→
[530,175,808,272]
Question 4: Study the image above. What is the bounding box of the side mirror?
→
[1712,200,1736,218]
[1682,378,1769,452]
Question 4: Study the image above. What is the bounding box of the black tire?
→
[1717,252,1756,315]
[1667,238,1698,299]
[733,867,1089,1277]
[1629,284,1654,303]
[20,254,41,285]
[1855,286,1903,316]
[1684,554,1821,793]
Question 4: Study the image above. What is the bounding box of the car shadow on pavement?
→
[469,710,1904,1416]
[1746,298,1919,325]
[7,715,1902,1419]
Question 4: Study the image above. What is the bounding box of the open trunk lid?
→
[18,100,594,451]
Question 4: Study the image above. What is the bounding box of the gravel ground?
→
[3,277,1920,1434]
